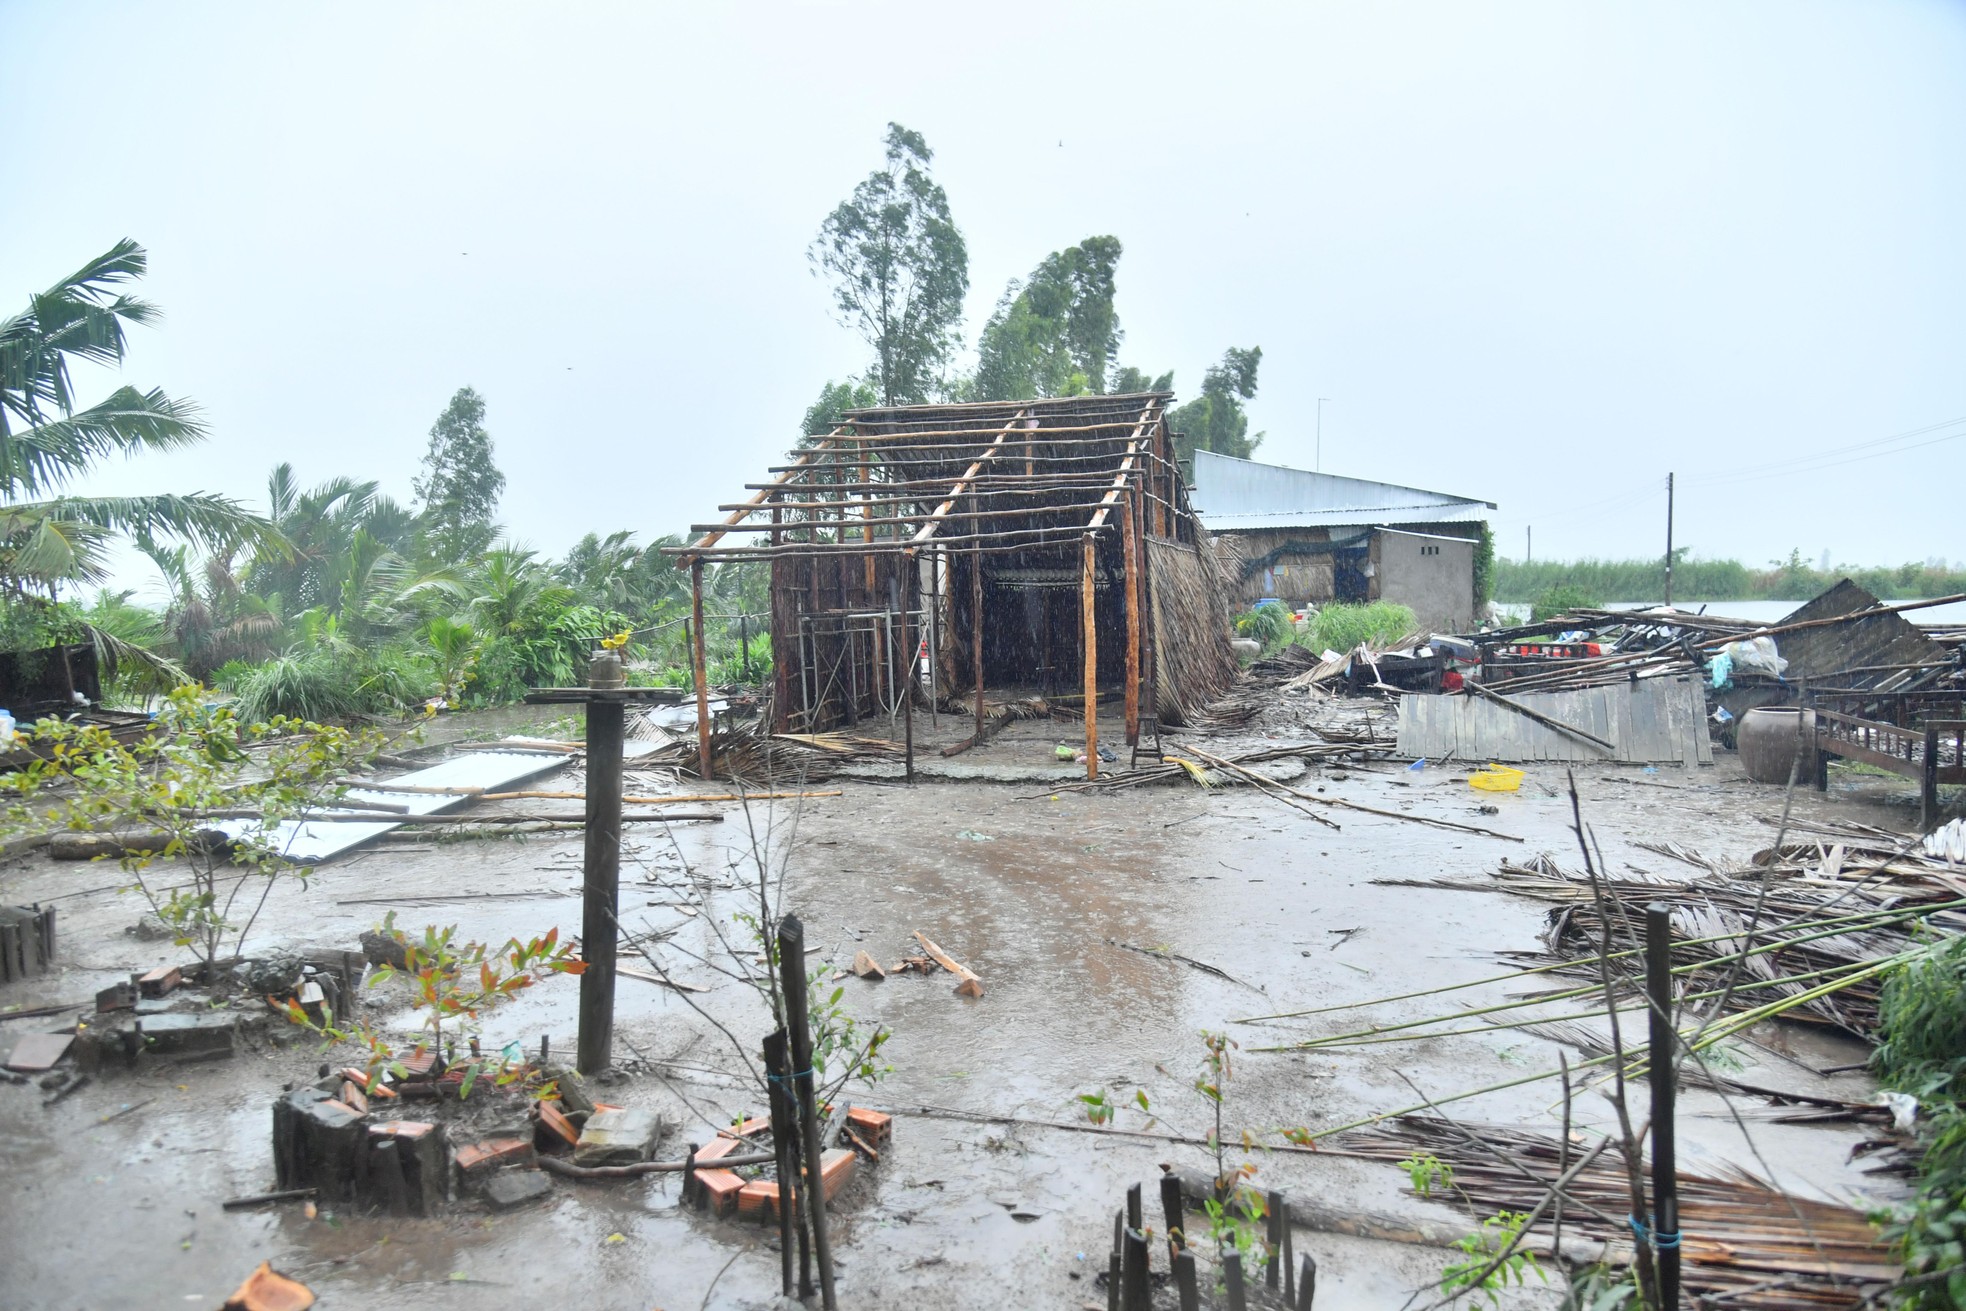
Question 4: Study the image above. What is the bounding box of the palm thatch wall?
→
[1148,535,1238,724]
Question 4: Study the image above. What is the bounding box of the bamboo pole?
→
[690,560,713,780]
[972,544,986,743]
[1122,495,1141,746]
[1083,532,1099,781]
[909,409,1028,546]
[1237,895,1965,1024]
[478,790,842,804]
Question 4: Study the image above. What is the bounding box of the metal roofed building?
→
[1190,449,1496,632]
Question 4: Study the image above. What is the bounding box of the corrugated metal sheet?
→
[218,749,574,864]
[1190,449,1493,529]
[1396,676,1714,765]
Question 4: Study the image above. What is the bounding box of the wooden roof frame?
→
[669,392,1197,565]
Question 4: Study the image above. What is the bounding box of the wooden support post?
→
[1923,726,1941,831]
[1121,1225,1150,1311]
[1646,903,1680,1310]
[1160,1172,1185,1256]
[777,915,838,1311]
[578,651,624,1076]
[1123,495,1141,746]
[1266,1189,1285,1289]
[1174,1249,1200,1311]
[1126,1181,1143,1231]
[739,612,751,683]
[1297,1252,1318,1308]
[762,1028,799,1297]
[690,561,713,779]
[1108,1212,1123,1311]
[972,545,986,742]
[1223,1250,1248,1311]
[892,574,914,783]
[1082,532,1099,780]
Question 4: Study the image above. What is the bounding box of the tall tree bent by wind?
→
[810,124,969,407]
[413,387,505,565]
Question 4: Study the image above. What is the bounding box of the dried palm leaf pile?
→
[1341,1116,1897,1308]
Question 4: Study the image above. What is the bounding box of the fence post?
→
[577,649,623,1075]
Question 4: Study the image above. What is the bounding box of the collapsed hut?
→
[670,392,1237,780]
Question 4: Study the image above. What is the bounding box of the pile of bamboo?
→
[1340,1116,1896,1308]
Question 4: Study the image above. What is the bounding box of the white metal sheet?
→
[218,748,574,864]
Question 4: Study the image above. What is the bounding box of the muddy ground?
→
[0,703,1928,1310]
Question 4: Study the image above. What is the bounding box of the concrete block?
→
[485,1169,551,1209]
[573,1106,663,1167]
[140,1011,237,1057]
[95,981,137,1013]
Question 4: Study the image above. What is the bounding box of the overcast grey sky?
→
[4,1,1962,598]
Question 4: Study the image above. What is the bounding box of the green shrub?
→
[1304,602,1416,653]
[1234,601,1295,650]
[1529,584,1602,624]
[1873,937,1966,1308]
[231,645,433,722]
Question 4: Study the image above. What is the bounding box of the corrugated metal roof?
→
[1190,450,1494,530]
[217,749,573,864]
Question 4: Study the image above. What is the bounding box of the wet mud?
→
[0,735,1918,1309]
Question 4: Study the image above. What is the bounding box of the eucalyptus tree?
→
[973,236,1125,401]
[1168,347,1265,465]
[0,240,274,600]
[413,386,505,564]
[811,124,969,406]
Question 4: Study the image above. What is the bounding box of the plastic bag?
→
[1719,636,1787,679]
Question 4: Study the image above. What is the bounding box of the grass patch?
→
[1303,602,1416,653]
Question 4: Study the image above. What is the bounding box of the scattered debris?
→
[913,930,984,998]
[851,950,886,980]
[220,1261,315,1311]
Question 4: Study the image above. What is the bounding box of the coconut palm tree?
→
[0,240,277,598]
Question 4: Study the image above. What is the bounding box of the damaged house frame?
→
[669,393,1237,781]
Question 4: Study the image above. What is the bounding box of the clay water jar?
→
[1737,706,1818,784]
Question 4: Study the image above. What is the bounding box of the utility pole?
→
[1316,398,1331,472]
[1664,472,1675,606]
[1526,526,1532,564]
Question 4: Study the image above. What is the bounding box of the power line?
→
[1686,413,1966,487]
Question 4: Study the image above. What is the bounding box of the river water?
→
[1495,597,1966,625]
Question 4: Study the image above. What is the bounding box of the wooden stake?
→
[690,560,713,779]
[1646,903,1681,1309]
[1082,532,1098,780]
[778,916,837,1311]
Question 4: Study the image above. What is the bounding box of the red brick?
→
[454,1136,534,1174]
[368,1120,435,1140]
[535,1100,579,1148]
[339,1068,397,1100]
[697,1168,745,1217]
[737,1180,786,1222]
[819,1148,856,1204]
[695,1137,742,1164]
[339,1082,368,1115]
[137,965,182,999]
[398,1050,437,1078]
[721,1115,770,1140]
[845,1107,892,1147]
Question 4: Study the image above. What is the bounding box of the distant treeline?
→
[1493,551,1966,605]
